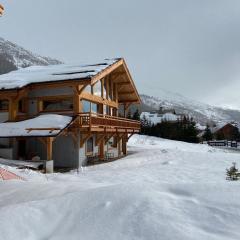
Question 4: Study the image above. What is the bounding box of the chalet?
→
[212,122,239,141]
[0,58,141,172]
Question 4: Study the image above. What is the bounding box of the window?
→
[93,81,102,97]
[103,79,107,99]
[109,81,113,100]
[42,98,73,111]
[84,85,92,93]
[82,100,91,112]
[0,100,9,111]
[91,103,97,113]
[113,83,117,101]
[103,105,107,115]
[82,100,99,113]
[18,99,27,113]
[86,137,93,154]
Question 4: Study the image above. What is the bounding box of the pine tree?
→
[132,109,140,121]
[140,115,151,135]
[226,162,240,181]
[202,125,213,141]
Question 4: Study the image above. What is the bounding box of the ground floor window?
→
[0,100,9,111]
[86,137,94,155]
[41,98,73,112]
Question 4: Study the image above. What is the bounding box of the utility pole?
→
[0,4,4,16]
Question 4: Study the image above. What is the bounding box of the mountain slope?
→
[140,89,240,125]
[0,37,62,74]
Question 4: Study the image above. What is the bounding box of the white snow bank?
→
[0,135,240,240]
[0,114,72,137]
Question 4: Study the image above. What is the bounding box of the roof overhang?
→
[91,58,141,104]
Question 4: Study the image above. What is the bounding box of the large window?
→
[86,137,94,154]
[103,79,107,99]
[109,81,113,100]
[82,100,98,113]
[0,100,9,111]
[91,103,97,113]
[82,100,91,112]
[42,98,73,112]
[93,81,102,97]
[84,85,92,94]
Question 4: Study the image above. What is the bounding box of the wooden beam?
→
[80,133,92,148]
[74,85,84,114]
[26,128,61,133]
[99,139,105,160]
[28,79,90,91]
[95,134,106,146]
[118,91,135,95]
[9,98,18,121]
[70,130,78,148]
[127,131,135,141]
[80,92,118,108]
[105,133,116,143]
[122,60,141,103]
[116,82,130,86]
[91,59,124,85]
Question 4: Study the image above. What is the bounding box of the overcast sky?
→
[1,0,240,108]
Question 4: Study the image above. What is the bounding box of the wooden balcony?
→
[77,112,140,133]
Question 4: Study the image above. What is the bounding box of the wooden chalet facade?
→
[0,58,140,172]
[212,123,239,141]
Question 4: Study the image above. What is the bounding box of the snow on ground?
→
[0,135,240,240]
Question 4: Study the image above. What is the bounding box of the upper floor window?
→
[91,103,97,113]
[109,81,113,100]
[103,79,108,99]
[0,100,9,111]
[84,85,92,94]
[42,98,73,112]
[82,100,91,112]
[93,81,102,97]
[82,100,98,113]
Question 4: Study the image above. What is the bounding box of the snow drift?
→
[0,135,240,240]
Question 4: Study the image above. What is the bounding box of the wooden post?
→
[9,98,18,121]
[46,137,53,160]
[99,139,105,160]
[122,135,127,155]
[117,136,122,156]
[45,137,54,173]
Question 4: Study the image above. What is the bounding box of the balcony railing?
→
[77,112,140,131]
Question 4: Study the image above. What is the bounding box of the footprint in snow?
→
[162,161,172,165]
[161,149,168,153]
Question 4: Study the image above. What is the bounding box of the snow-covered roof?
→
[211,122,239,133]
[0,114,73,137]
[140,112,180,125]
[0,58,120,90]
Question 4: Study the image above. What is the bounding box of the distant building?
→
[211,122,239,140]
[140,111,181,125]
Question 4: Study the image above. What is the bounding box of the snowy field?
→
[1,135,240,240]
